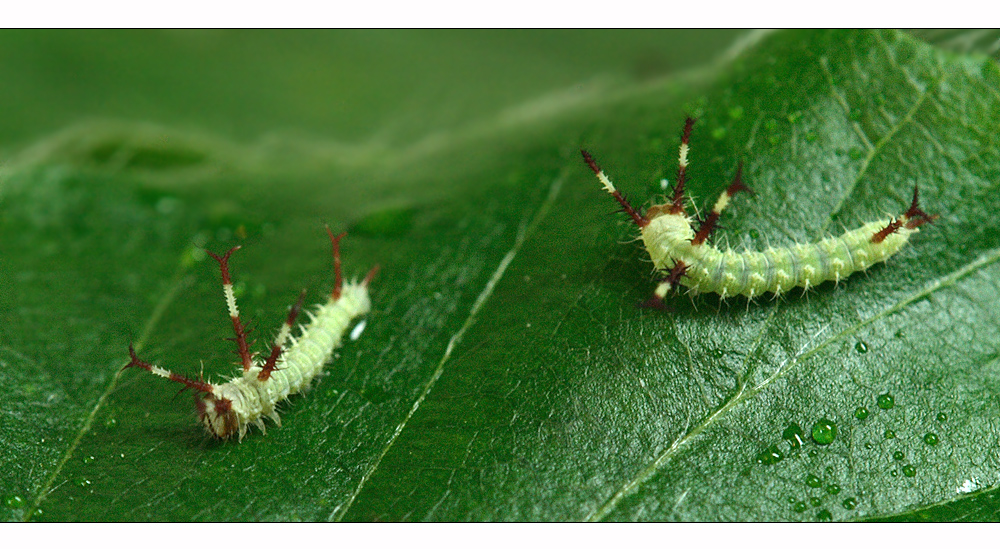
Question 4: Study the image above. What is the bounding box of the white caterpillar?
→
[582,117,937,307]
[125,229,376,440]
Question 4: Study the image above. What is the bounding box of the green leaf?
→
[2,30,999,522]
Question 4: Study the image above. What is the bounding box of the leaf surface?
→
[2,30,999,522]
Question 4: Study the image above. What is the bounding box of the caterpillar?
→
[581,117,937,307]
[124,228,377,440]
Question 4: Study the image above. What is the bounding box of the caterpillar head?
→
[196,393,239,438]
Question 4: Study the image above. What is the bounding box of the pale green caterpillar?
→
[582,117,937,307]
[124,229,377,440]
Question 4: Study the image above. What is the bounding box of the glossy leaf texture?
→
[2,30,999,522]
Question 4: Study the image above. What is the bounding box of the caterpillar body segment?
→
[124,230,376,440]
[582,118,936,306]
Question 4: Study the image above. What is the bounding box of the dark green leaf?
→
[2,30,999,522]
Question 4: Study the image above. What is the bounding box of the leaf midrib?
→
[331,171,567,521]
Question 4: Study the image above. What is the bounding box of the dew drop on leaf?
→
[903,465,917,477]
[811,419,837,445]
[806,474,823,488]
[877,393,895,409]
[756,444,784,465]
[854,406,869,420]
[842,497,858,510]
[826,484,842,495]
[817,509,833,521]
[3,495,25,509]
[893,451,905,461]
[782,423,806,449]
[854,341,868,353]
[923,433,939,446]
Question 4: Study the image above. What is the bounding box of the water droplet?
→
[902,465,917,477]
[4,495,25,509]
[936,412,947,422]
[817,509,833,521]
[782,423,807,449]
[793,501,807,513]
[893,451,905,461]
[809,496,822,507]
[806,474,823,488]
[854,407,869,420]
[31,508,43,519]
[923,433,939,446]
[729,105,744,120]
[842,497,858,510]
[104,416,117,429]
[788,496,797,504]
[890,469,899,477]
[826,484,842,495]
[755,444,784,465]
[884,429,896,439]
[808,450,818,458]
[74,477,91,488]
[855,341,868,353]
[877,393,895,409]
[82,455,95,465]
[811,419,837,445]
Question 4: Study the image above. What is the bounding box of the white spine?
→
[222,283,239,318]
[597,171,617,194]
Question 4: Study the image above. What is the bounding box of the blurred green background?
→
[0,30,743,150]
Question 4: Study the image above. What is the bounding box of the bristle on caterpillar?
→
[124,229,377,440]
[581,117,937,304]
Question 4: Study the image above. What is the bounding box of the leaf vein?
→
[331,171,566,521]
